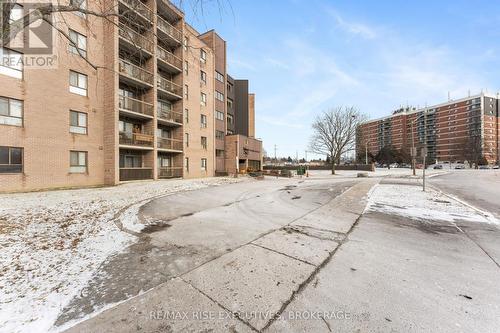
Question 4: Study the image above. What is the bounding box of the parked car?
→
[455,164,465,169]
[493,165,499,170]
[433,164,443,169]
[479,165,490,170]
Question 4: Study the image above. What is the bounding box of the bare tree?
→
[309,106,366,175]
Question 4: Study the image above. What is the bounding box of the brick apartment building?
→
[357,92,500,165]
[0,0,262,192]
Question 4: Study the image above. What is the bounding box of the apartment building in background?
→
[0,0,262,192]
[357,92,500,165]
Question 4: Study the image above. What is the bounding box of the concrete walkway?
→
[63,179,377,332]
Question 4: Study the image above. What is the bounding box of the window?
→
[215,91,224,102]
[68,29,87,57]
[227,98,233,109]
[184,108,189,123]
[183,36,188,51]
[200,70,207,84]
[184,84,188,99]
[216,130,224,140]
[200,92,207,106]
[185,133,189,147]
[200,49,207,63]
[0,48,23,79]
[201,136,207,150]
[120,153,142,168]
[185,157,189,172]
[184,61,189,75]
[69,70,87,96]
[227,114,234,125]
[70,0,87,17]
[0,146,23,173]
[227,83,232,92]
[216,110,224,121]
[200,114,207,128]
[0,97,23,126]
[215,71,224,82]
[201,158,207,171]
[216,149,224,158]
[70,151,87,173]
[70,110,87,134]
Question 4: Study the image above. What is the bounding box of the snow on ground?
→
[0,177,243,333]
[366,183,497,224]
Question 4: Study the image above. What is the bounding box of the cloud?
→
[326,8,377,39]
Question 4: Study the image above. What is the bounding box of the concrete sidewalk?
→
[63,180,378,332]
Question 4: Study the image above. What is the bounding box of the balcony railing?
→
[157,76,182,96]
[157,15,182,44]
[157,137,183,151]
[120,167,153,181]
[119,58,154,85]
[119,131,154,147]
[119,95,154,117]
[119,0,153,21]
[156,45,182,70]
[157,106,183,124]
[158,166,183,178]
[118,24,154,53]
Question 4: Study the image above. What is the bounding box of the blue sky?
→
[181,0,500,158]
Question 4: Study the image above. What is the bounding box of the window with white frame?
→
[200,114,207,128]
[184,108,189,123]
[227,114,234,125]
[70,110,87,134]
[70,151,87,173]
[227,98,233,109]
[68,29,87,57]
[201,136,207,150]
[200,70,207,84]
[200,49,207,63]
[215,71,224,83]
[0,96,22,126]
[70,0,87,17]
[184,61,188,75]
[201,158,207,171]
[69,70,87,96]
[215,90,224,102]
[184,84,188,99]
[183,36,188,51]
[185,133,189,147]
[216,110,224,121]
[216,130,224,140]
[0,48,23,79]
[200,92,207,106]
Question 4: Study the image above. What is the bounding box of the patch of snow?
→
[366,183,496,224]
[0,177,243,333]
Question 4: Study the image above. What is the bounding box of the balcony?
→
[157,76,182,99]
[119,58,154,88]
[120,167,153,181]
[119,0,153,22]
[119,131,154,149]
[157,45,182,73]
[157,106,183,125]
[157,15,182,46]
[119,95,154,118]
[118,24,154,56]
[158,166,183,179]
[157,137,183,152]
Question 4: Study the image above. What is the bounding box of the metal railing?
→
[119,95,154,116]
[118,24,154,53]
[120,167,153,181]
[157,105,183,123]
[156,45,182,70]
[158,166,183,178]
[157,15,182,43]
[157,76,182,96]
[157,137,183,151]
[119,131,154,147]
[119,0,153,21]
[119,58,154,85]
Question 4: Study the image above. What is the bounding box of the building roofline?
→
[361,91,499,125]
